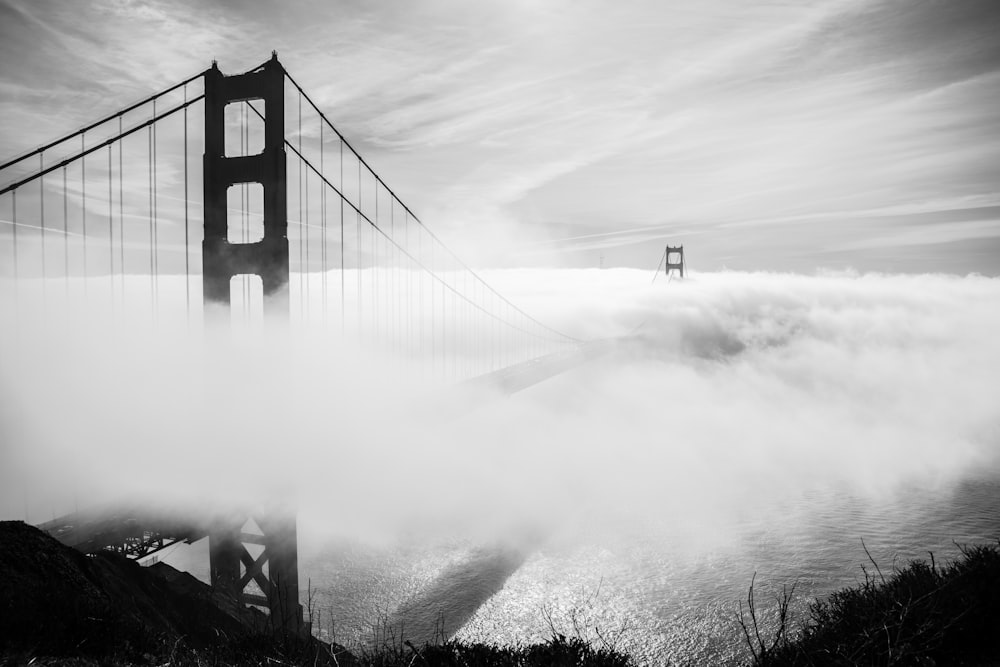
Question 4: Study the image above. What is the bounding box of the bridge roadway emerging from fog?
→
[3,54,613,634]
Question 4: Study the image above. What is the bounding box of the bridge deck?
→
[38,506,213,559]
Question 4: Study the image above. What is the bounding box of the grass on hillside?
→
[6,633,633,667]
[738,541,1000,666]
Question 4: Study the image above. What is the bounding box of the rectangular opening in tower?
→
[224,100,266,157]
[227,183,264,243]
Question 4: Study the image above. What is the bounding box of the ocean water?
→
[295,271,1000,664]
[297,469,999,665]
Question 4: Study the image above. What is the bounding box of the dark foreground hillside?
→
[0,521,630,666]
[740,542,1000,667]
[0,520,330,665]
[4,520,999,666]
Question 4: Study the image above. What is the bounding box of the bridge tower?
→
[665,245,685,279]
[202,54,300,633]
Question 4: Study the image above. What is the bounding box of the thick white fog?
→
[1,269,998,554]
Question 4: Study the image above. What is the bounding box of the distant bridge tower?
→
[665,245,685,279]
[202,54,300,633]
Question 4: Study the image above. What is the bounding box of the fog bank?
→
[1,269,997,552]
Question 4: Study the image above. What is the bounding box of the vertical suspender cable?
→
[390,201,395,353]
[396,219,400,351]
[460,270,465,377]
[62,167,68,297]
[247,105,252,318]
[81,134,88,296]
[443,256,448,378]
[405,210,409,353]
[439,244,443,378]
[242,104,248,319]
[10,190,19,348]
[357,159,361,337]
[501,300,506,371]
[502,301,507,370]
[396,202,401,354]
[183,84,190,322]
[475,278,480,372]
[441,252,446,378]
[304,106,311,321]
[118,116,124,305]
[303,98,310,322]
[39,154,46,301]
[453,262,457,378]
[418,226,423,368]
[444,251,448,377]
[298,92,304,323]
[321,119,327,324]
[107,145,113,314]
[386,199,391,349]
[339,137,344,336]
[152,99,159,314]
[474,279,479,375]
[441,253,447,379]
[430,240,435,375]
[370,185,375,336]
[463,267,467,373]
[454,267,459,376]
[11,190,17,282]
[147,122,154,313]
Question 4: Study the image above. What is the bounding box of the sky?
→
[0,0,998,274]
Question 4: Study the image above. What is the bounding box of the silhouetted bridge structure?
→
[1,55,592,634]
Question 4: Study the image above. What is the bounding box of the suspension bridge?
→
[0,54,588,634]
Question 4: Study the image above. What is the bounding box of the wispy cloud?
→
[2,0,997,273]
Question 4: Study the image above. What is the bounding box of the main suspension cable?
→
[0,68,208,173]
[279,66,577,343]
[1,96,204,197]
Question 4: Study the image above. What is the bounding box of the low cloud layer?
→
[1,269,997,552]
